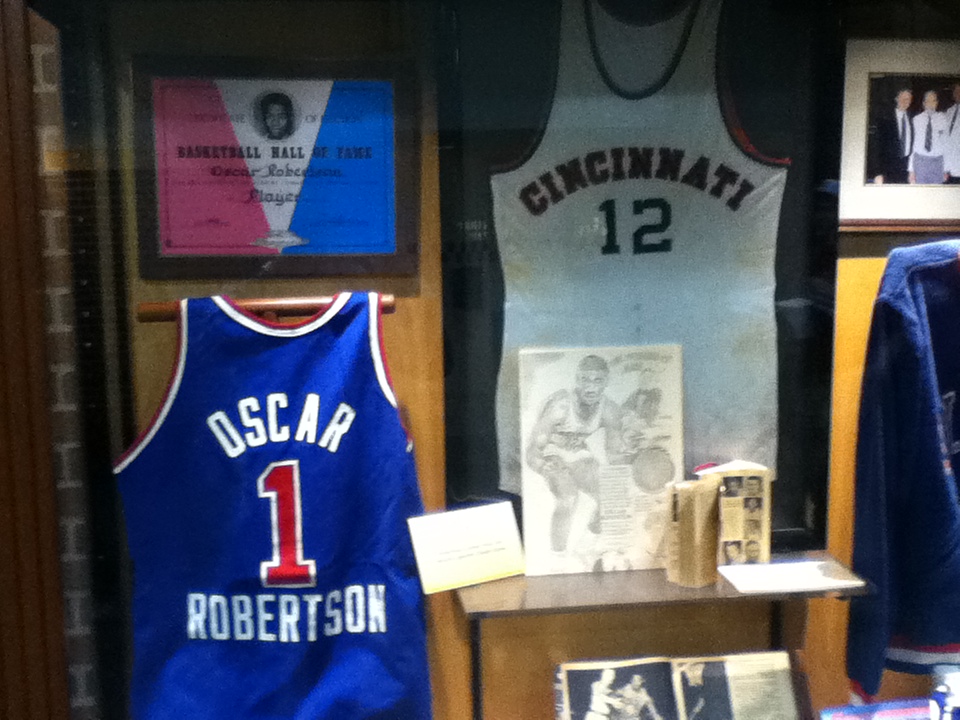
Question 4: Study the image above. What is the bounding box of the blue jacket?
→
[849,239,960,696]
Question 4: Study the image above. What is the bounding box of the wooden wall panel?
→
[0,0,70,718]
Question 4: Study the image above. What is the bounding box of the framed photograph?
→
[839,39,960,230]
[132,55,420,278]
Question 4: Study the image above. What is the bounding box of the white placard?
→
[407,501,525,594]
[719,560,866,595]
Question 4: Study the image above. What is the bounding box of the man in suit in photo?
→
[869,87,913,184]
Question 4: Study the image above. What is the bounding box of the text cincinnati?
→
[517,146,761,216]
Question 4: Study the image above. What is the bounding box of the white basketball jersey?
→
[491,0,788,494]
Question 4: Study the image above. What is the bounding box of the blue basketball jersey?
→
[113,292,432,719]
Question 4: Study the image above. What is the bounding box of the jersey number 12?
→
[599,198,672,255]
[258,460,317,588]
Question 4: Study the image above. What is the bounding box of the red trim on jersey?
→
[717,72,790,167]
[372,293,411,441]
[114,301,186,472]
[849,679,874,704]
[714,16,791,169]
[375,295,397,391]
[221,294,338,329]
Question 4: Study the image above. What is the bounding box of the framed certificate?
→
[132,56,420,278]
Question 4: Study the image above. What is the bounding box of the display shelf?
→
[457,551,867,619]
[459,551,866,718]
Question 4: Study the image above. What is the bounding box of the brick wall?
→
[29,11,101,719]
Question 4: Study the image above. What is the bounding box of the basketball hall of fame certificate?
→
[149,76,397,256]
[519,344,683,576]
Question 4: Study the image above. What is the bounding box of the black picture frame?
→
[131,54,420,279]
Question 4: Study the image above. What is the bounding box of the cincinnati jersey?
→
[113,293,431,719]
[491,0,789,494]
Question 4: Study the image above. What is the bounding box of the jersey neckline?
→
[584,0,700,100]
[212,293,352,337]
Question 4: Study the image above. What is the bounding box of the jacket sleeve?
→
[846,298,912,697]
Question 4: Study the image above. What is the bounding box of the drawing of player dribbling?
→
[526,355,623,552]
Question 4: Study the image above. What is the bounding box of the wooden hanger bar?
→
[137,294,395,323]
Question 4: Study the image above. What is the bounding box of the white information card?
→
[719,559,866,595]
[407,501,525,594]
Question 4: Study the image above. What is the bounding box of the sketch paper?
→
[520,345,683,576]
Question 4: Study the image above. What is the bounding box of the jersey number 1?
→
[258,460,317,588]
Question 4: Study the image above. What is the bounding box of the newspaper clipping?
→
[555,651,799,720]
[697,461,773,566]
[519,345,683,576]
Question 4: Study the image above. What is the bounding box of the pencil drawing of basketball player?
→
[620,385,675,494]
[526,355,623,551]
[620,386,660,461]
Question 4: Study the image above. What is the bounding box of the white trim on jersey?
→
[212,293,350,337]
[368,292,398,409]
[113,299,189,474]
[886,646,960,666]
